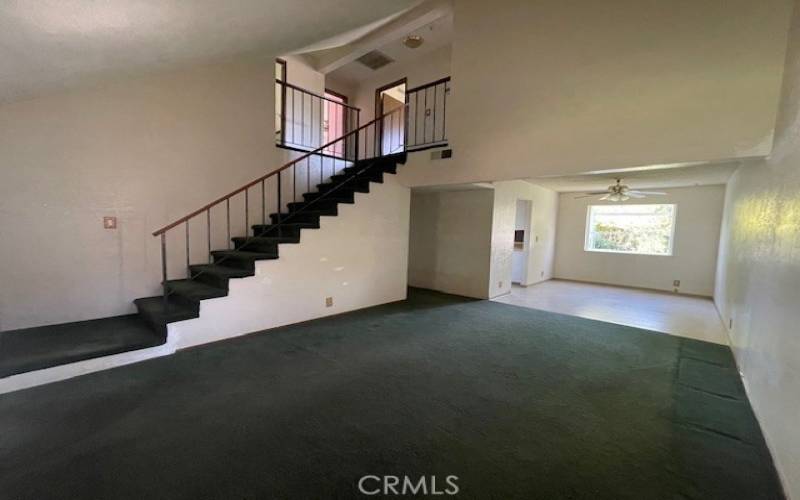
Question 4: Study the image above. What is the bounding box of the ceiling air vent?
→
[356,50,394,71]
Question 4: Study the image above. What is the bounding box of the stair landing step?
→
[0,315,165,378]
[134,296,198,326]
[165,279,228,302]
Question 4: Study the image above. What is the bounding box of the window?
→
[585,204,676,256]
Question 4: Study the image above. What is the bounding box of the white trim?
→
[0,339,177,395]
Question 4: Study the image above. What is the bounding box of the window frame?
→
[583,203,678,257]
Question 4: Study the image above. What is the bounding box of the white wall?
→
[489,181,559,298]
[714,2,800,494]
[171,175,410,348]
[553,185,725,296]
[0,56,281,331]
[400,0,792,188]
[407,188,493,298]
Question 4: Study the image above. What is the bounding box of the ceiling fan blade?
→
[599,193,612,201]
[630,191,667,195]
[574,194,599,199]
[626,192,646,198]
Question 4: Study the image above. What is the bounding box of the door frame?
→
[374,77,407,155]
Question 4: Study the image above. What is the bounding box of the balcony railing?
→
[276,80,360,159]
[406,77,450,151]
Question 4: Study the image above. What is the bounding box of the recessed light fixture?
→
[403,35,424,49]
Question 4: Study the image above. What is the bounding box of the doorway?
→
[323,89,348,157]
[375,78,407,156]
[512,200,532,285]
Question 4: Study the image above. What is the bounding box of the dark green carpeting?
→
[0,288,783,499]
[0,315,165,378]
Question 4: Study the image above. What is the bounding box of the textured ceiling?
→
[0,0,414,102]
[529,161,747,192]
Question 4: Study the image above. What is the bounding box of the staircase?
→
[133,109,407,338]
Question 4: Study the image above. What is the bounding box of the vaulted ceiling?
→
[0,0,415,103]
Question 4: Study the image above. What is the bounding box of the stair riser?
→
[163,288,204,309]
[287,199,345,213]
[332,171,383,184]
[318,180,371,194]
[344,163,396,176]
[190,271,229,290]
[134,300,198,328]
[269,211,333,225]
[250,224,318,237]
[212,255,256,272]
[233,240,280,253]
[303,191,355,203]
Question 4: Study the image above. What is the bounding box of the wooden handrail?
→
[407,76,451,94]
[152,106,405,236]
[276,79,361,112]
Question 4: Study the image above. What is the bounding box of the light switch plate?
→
[103,216,117,229]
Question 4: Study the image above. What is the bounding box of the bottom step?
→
[134,296,199,332]
[0,315,166,378]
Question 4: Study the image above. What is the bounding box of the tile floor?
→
[492,280,729,345]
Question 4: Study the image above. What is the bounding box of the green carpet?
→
[0,288,783,499]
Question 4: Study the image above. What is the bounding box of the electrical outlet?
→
[673,280,680,287]
[103,216,117,229]
[325,297,333,308]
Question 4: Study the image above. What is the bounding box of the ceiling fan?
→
[575,178,666,202]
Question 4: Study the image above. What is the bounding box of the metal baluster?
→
[161,233,168,310]
[291,88,295,145]
[433,84,438,144]
[403,96,409,152]
[261,179,266,225]
[443,82,448,141]
[226,198,231,249]
[415,92,420,146]
[355,109,361,162]
[307,156,311,193]
[301,91,305,147]
[423,87,428,145]
[244,188,249,237]
[277,171,282,236]
[185,221,190,272]
[206,209,211,263]
[293,163,297,202]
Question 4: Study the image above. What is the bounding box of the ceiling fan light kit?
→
[575,178,667,201]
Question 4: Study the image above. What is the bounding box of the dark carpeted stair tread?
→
[134,296,198,327]
[232,235,300,248]
[303,191,355,203]
[211,250,279,261]
[317,179,371,193]
[330,171,383,184]
[269,210,335,225]
[165,279,228,302]
[188,264,254,289]
[251,222,319,237]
